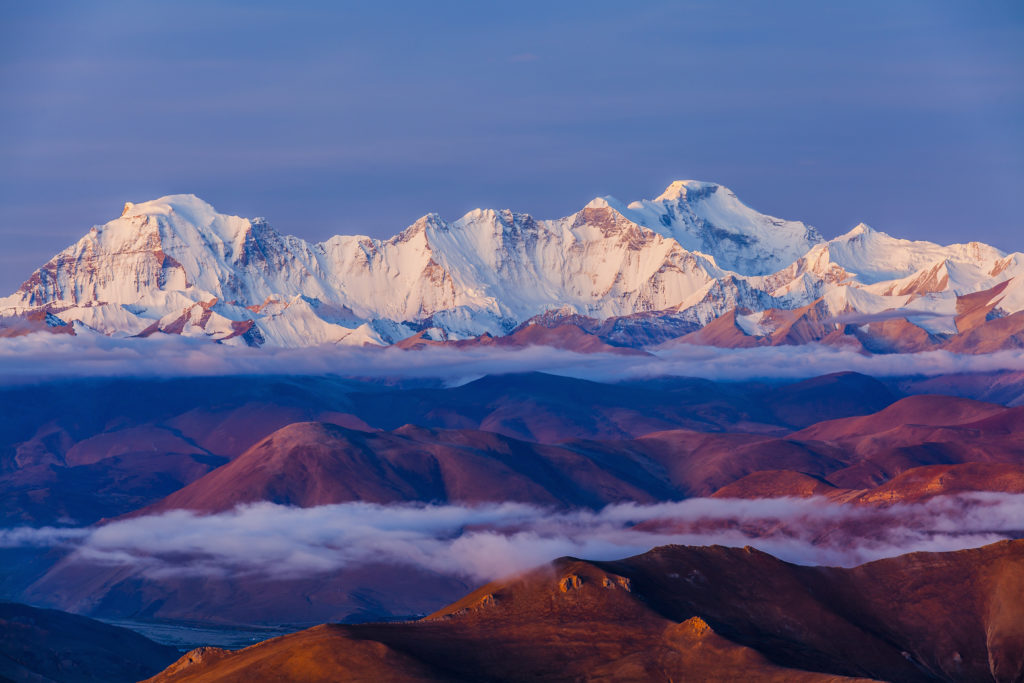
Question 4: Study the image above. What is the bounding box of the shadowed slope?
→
[341,371,899,441]
[0,601,178,682]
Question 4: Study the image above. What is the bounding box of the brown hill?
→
[147,540,1024,682]
[0,371,902,526]
[704,397,1024,495]
[945,277,1024,353]
[675,299,862,350]
[793,394,1007,441]
[15,392,1024,628]
[896,369,1024,407]
[945,310,1024,353]
[954,280,1011,331]
[0,601,178,682]
[711,469,842,499]
[145,393,1024,516]
[574,394,1024,495]
[140,421,680,514]
[0,375,378,525]
[790,395,1024,488]
[713,462,1024,504]
[848,462,1024,504]
[675,308,765,348]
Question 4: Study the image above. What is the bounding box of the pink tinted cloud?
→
[4,494,1022,582]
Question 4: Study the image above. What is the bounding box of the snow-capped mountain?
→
[604,180,823,275]
[1,181,1021,349]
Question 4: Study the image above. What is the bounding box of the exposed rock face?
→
[1,183,1020,349]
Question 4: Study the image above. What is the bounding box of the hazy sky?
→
[1,0,1021,291]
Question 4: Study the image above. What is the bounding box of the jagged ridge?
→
[1,182,1021,349]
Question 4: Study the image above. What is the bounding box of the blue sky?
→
[1,0,1021,291]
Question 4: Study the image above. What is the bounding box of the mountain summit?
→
[1,182,1021,349]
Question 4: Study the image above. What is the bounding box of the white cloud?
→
[1,331,1023,385]
[4,494,1022,582]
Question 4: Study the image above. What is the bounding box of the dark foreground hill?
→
[146,540,1024,682]
[0,601,178,682]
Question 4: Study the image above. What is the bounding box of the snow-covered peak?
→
[589,194,638,211]
[391,213,446,242]
[112,193,255,247]
[121,193,218,220]
[840,222,875,238]
[618,180,824,275]
[458,207,499,221]
[653,179,720,202]
[824,224,1006,284]
[5,183,1020,350]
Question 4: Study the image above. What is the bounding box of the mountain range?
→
[3,182,1024,682]
[2,368,1024,680]
[3,181,1022,350]
[5,370,1024,630]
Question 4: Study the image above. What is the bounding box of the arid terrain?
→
[0,366,1022,681]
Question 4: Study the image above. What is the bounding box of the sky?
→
[1,0,1022,292]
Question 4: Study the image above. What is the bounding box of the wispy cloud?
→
[1,331,1023,386]
[5,494,1022,582]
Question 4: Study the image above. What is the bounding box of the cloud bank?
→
[1,331,1023,385]
[4,494,1022,582]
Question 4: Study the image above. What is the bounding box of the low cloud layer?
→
[1,331,1024,385]
[4,494,1022,582]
